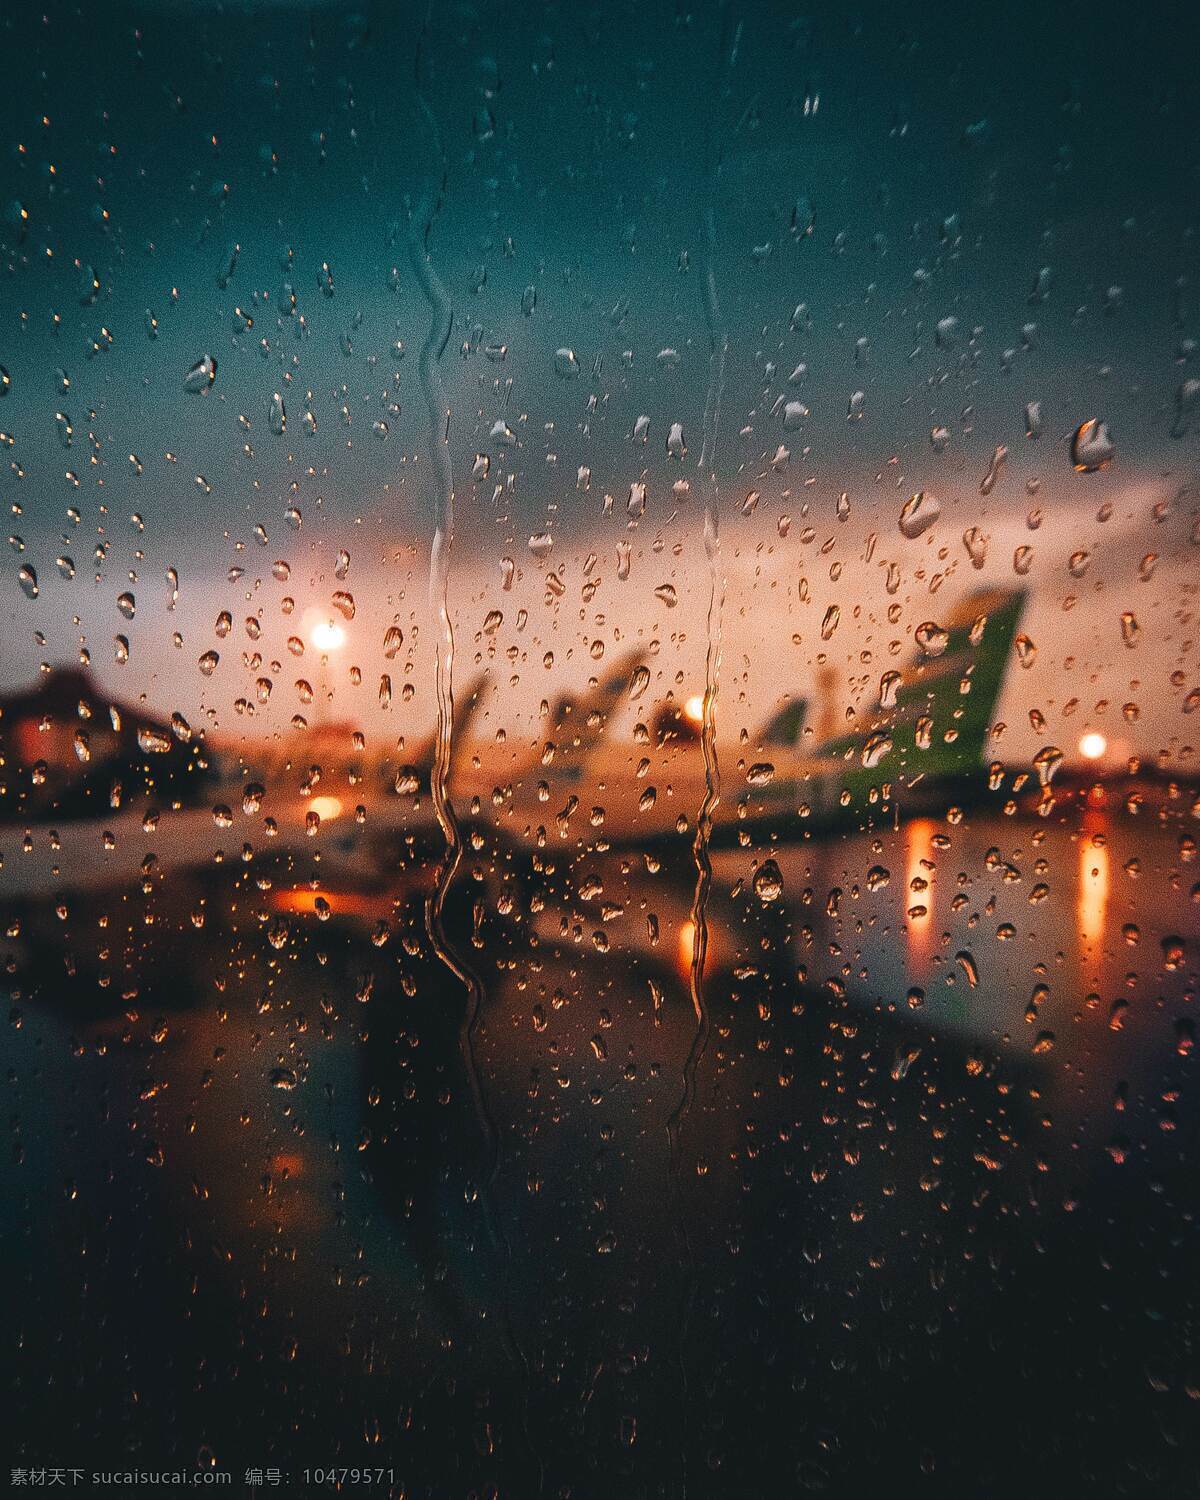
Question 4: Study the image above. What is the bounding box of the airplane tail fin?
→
[449,670,489,769]
[811,588,1025,787]
[759,698,808,749]
[550,649,646,768]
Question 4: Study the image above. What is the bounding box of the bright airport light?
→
[310,618,345,653]
[1079,731,1107,761]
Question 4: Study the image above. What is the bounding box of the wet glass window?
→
[3,1,1199,1495]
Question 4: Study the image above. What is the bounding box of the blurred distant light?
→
[1079,732,1107,761]
[684,694,705,726]
[678,919,696,974]
[309,795,343,822]
[311,619,345,652]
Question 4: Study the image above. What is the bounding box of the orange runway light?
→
[308,794,343,822]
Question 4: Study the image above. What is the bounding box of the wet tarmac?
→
[4,805,1198,1497]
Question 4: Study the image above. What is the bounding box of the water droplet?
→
[915,621,949,657]
[980,444,1007,496]
[1028,266,1052,303]
[184,354,217,394]
[962,528,987,569]
[1071,418,1115,472]
[753,859,783,902]
[899,491,941,538]
[1172,378,1200,439]
[783,400,808,431]
[891,1046,921,1081]
[1033,745,1063,785]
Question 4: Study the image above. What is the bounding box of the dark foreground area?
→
[4,806,1198,1498]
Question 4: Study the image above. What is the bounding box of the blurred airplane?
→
[0,592,1032,995]
[464,647,651,840]
[536,588,1027,851]
[723,586,1027,842]
[0,586,1026,881]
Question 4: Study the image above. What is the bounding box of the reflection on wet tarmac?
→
[904,815,937,963]
[1078,819,1111,952]
[4,799,1197,1494]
